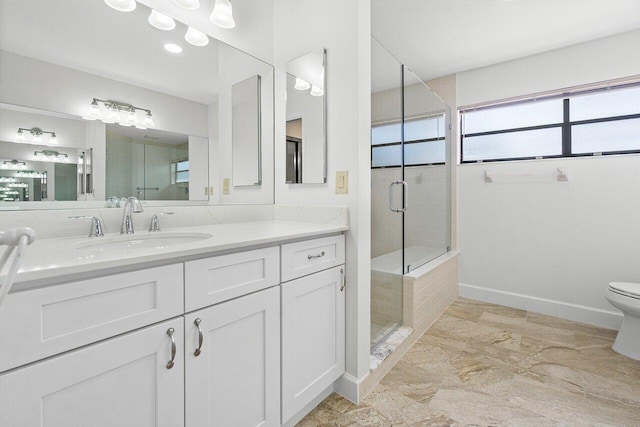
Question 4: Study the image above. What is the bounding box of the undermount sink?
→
[73,232,212,253]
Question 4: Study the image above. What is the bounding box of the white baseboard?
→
[334,372,362,404]
[459,283,623,330]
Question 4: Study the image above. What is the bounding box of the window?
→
[371,115,446,168]
[460,82,640,162]
[171,159,189,184]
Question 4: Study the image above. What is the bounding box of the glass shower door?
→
[402,67,451,274]
[370,38,404,350]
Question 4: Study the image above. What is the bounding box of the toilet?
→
[606,282,640,361]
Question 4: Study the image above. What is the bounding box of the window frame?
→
[459,81,640,163]
[371,115,447,169]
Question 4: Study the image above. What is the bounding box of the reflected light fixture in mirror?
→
[83,99,154,129]
[210,0,236,29]
[16,127,57,144]
[148,10,176,31]
[294,78,311,91]
[1,161,27,170]
[172,0,201,10]
[310,85,323,97]
[185,27,209,46]
[104,0,136,12]
[33,150,69,163]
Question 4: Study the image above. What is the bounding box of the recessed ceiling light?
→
[104,0,136,12]
[185,27,209,47]
[148,10,176,31]
[164,43,183,54]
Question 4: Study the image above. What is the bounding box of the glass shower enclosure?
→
[370,38,451,350]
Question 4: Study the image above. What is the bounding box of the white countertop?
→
[4,220,348,292]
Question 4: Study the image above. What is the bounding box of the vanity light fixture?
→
[33,150,70,163]
[15,127,57,144]
[310,85,324,97]
[210,0,236,29]
[16,170,45,179]
[5,183,28,188]
[294,78,311,91]
[185,27,209,47]
[2,160,27,170]
[104,0,136,12]
[0,177,17,183]
[171,0,201,10]
[148,9,176,31]
[164,43,183,53]
[83,98,155,129]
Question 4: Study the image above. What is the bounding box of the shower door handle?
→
[389,180,408,213]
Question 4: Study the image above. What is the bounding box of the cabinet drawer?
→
[185,247,280,311]
[0,264,184,373]
[281,235,345,282]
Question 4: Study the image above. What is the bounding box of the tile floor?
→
[299,298,640,426]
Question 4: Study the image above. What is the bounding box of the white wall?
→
[274,0,372,400]
[457,29,640,329]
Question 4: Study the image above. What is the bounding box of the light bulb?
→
[63,155,69,163]
[143,112,155,127]
[128,109,137,123]
[294,78,310,91]
[171,0,200,9]
[109,105,120,121]
[210,0,235,29]
[15,129,25,141]
[185,27,209,47]
[148,9,176,31]
[164,43,183,53]
[49,133,57,144]
[89,99,101,117]
[33,133,42,143]
[104,0,136,12]
[310,85,324,97]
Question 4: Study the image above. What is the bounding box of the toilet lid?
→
[609,282,640,299]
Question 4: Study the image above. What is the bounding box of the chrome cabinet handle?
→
[340,268,346,292]
[166,327,176,369]
[308,251,326,260]
[194,318,203,357]
[389,180,408,213]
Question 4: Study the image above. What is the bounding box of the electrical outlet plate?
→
[335,171,348,194]
[222,178,230,195]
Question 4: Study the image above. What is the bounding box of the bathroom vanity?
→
[0,216,347,426]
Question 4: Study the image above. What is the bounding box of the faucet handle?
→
[69,215,104,237]
[149,212,175,232]
[105,196,120,208]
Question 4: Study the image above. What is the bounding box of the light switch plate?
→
[222,178,230,195]
[335,170,348,194]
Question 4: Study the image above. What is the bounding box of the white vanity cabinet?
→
[0,317,185,427]
[0,232,346,427]
[280,236,346,423]
[184,286,280,427]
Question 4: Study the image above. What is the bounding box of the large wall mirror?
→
[0,0,274,208]
[285,49,326,184]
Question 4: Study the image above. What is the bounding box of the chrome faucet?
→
[121,197,144,234]
[149,212,175,232]
[69,215,104,237]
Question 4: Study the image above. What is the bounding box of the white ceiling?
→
[372,0,640,85]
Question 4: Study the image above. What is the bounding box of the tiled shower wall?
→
[371,165,449,259]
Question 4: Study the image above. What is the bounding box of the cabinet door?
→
[185,286,280,427]
[281,265,346,423]
[0,318,185,427]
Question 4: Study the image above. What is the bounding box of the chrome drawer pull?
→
[307,251,326,260]
[340,268,346,292]
[194,318,203,357]
[166,328,176,369]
